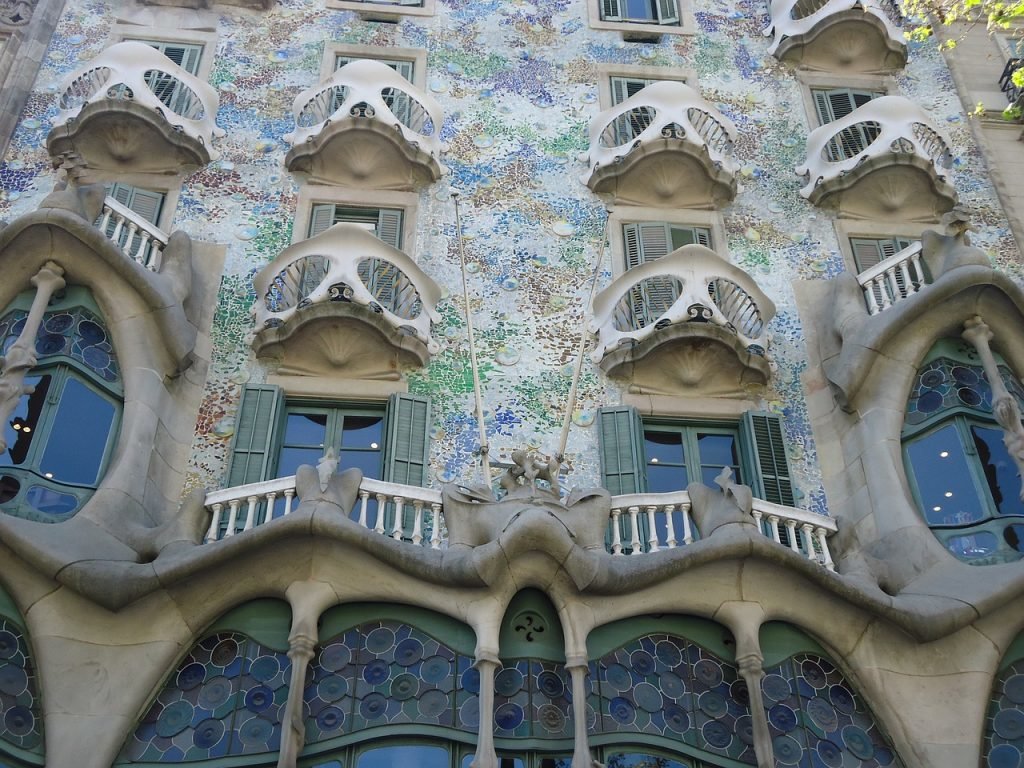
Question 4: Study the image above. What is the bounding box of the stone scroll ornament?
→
[0,261,66,454]
[962,316,1024,502]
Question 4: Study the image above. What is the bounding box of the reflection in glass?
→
[342,415,383,449]
[1,375,46,466]
[356,745,449,768]
[26,485,79,516]
[945,532,998,559]
[604,754,692,768]
[40,378,115,484]
[697,433,740,486]
[905,425,983,526]
[971,426,1024,517]
[285,412,327,446]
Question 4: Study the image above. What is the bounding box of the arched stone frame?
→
[0,183,224,602]
[0,581,44,767]
[797,226,1024,593]
[115,598,293,765]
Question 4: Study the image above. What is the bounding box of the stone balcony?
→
[583,82,739,208]
[47,42,224,173]
[763,0,906,71]
[796,95,957,220]
[284,59,444,189]
[589,244,774,397]
[96,195,169,272]
[252,222,441,379]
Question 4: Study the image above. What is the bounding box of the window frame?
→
[795,71,895,132]
[641,419,747,493]
[111,22,218,82]
[325,0,437,19]
[833,220,927,275]
[273,399,387,482]
[586,0,695,35]
[595,64,695,110]
[321,43,427,88]
[294,185,419,253]
[607,205,727,279]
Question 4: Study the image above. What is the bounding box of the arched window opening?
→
[0,287,121,523]
[117,599,292,764]
[760,623,902,767]
[0,585,44,767]
[902,339,1024,565]
[983,632,1024,767]
[587,615,755,766]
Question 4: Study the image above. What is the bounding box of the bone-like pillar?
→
[0,261,65,453]
[716,602,773,768]
[567,655,594,768]
[472,655,500,768]
[962,316,1024,502]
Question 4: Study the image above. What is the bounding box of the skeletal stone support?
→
[472,656,500,768]
[716,602,773,768]
[0,260,65,454]
[567,658,595,768]
[962,316,1024,501]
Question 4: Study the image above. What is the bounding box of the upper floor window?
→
[0,289,121,522]
[601,0,680,25]
[308,203,404,249]
[326,0,435,17]
[126,39,203,75]
[811,87,884,161]
[123,39,205,115]
[335,54,415,82]
[848,235,915,273]
[902,340,1024,564]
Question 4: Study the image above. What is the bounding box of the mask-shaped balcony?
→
[583,82,739,208]
[589,244,775,397]
[763,0,907,72]
[284,60,444,189]
[47,42,224,173]
[797,96,957,220]
[252,223,441,379]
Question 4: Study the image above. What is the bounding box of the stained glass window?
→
[492,660,572,739]
[0,618,43,759]
[984,657,1024,767]
[0,306,121,384]
[903,342,1024,564]
[761,653,901,767]
[119,632,290,762]
[589,633,756,764]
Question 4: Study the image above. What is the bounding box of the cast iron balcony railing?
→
[284,59,444,187]
[797,95,954,202]
[1000,57,1024,108]
[253,222,441,356]
[49,42,223,170]
[583,81,739,207]
[589,245,774,364]
[96,196,169,271]
[763,0,905,69]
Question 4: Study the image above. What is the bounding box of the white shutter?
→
[131,40,204,75]
[637,222,671,265]
[335,56,414,81]
[610,77,631,106]
[376,209,404,250]
[657,0,680,24]
[308,204,337,238]
[602,0,622,20]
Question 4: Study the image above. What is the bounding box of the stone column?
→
[567,656,594,768]
[471,655,500,768]
[737,651,774,768]
[0,260,65,453]
[963,315,1024,501]
[277,633,315,768]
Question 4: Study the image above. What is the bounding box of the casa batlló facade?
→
[0,0,1023,766]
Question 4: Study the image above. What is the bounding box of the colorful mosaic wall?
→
[1,0,1020,516]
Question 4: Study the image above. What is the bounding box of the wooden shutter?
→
[657,0,680,24]
[384,392,430,494]
[598,406,647,495]
[133,40,203,75]
[308,204,337,237]
[602,0,622,20]
[850,237,886,273]
[336,55,414,81]
[376,208,404,249]
[739,411,795,506]
[123,186,165,225]
[226,385,283,488]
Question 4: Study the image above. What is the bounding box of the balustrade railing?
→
[252,223,441,354]
[285,59,443,160]
[202,477,836,569]
[856,241,926,315]
[96,196,168,271]
[999,57,1024,106]
[53,41,223,155]
[587,81,738,175]
[590,244,775,362]
[797,96,953,200]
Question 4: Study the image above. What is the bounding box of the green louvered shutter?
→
[226,385,283,488]
[133,40,203,75]
[602,0,622,20]
[308,204,337,237]
[376,208,404,249]
[384,393,430,487]
[739,411,795,507]
[598,406,647,495]
[623,222,678,328]
[657,0,679,24]
[107,183,165,225]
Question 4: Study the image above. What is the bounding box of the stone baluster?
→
[878,274,892,310]
[610,508,623,555]
[283,488,295,515]
[767,514,781,544]
[863,282,880,315]
[357,490,369,527]
[628,506,642,554]
[266,491,277,521]
[898,258,914,298]
[471,656,500,768]
[817,527,835,571]
[430,503,443,549]
[801,523,816,561]
[664,504,677,548]
[412,500,424,545]
[751,507,763,537]
[110,214,125,244]
[392,496,406,540]
[98,205,113,232]
[134,231,152,265]
[785,520,800,553]
[681,502,693,544]
[243,495,258,531]
[224,499,240,536]
[646,505,659,552]
[0,262,66,454]
[910,248,924,286]
[206,503,222,542]
[963,316,1024,504]
[123,221,139,257]
[374,493,387,534]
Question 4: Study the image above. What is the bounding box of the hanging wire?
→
[556,211,610,463]
[452,192,492,485]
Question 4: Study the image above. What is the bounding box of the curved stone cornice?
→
[767,5,907,72]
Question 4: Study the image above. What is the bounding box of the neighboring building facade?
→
[0,1,1023,767]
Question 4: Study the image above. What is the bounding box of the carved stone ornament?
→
[0,0,33,26]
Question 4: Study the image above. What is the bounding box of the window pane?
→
[696,433,739,466]
[906,425,985,526]
[25,485,79,516]
[1,375,47,466]
[945,531,999,560]
[339,449,382,479]
[623,0,657,19]
[356,745,449,768]
[461,757,523,768]
[278,447,325,477]
[39,378,115,485]
[340,415,383,449]
[648,464,687,493]
[603,754,692,768]
[645,430,684,465]
[971,425,1024,517]
[284,412,327,447]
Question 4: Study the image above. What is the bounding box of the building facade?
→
[0,0,1023,766]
